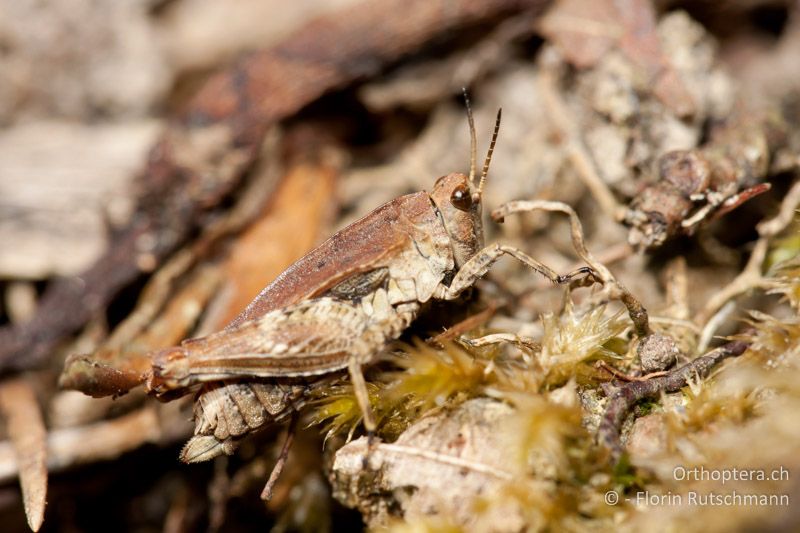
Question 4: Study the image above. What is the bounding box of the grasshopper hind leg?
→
[148,297,386,395]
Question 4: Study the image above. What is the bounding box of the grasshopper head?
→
[430,101,501,268]
[430,172,484,267]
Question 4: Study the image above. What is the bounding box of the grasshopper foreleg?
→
[434,243,597,300]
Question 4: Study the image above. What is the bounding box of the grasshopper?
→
[145,96,595,462]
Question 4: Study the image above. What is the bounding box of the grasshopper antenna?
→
[463,88,478,188]
[478,108,502,196]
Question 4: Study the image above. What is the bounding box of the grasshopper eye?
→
[450,185,472,211]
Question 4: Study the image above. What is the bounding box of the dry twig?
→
[427,303,499,346]
[0,406,168,484]
[594,361,668,382]
[538,67,627,222]
[597,338,750,464]
[261,414,299,501]
[695,178,800,325]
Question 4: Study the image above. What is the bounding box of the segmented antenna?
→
[463,88,478,187]
[478,108,502,195]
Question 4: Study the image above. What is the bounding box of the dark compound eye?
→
[450,185,472,211]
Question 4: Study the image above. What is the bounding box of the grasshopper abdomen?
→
[181,381,311,463]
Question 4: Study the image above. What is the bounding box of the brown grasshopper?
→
[144,97,596,462]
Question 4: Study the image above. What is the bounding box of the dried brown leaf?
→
[332,399,516,529]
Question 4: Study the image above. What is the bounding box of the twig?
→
[594,361,668,382]
[427,303,499,346]
[0,406,166,484]
[208,456,230,533]
[598,338,750,464]
[697,301,736,353]
[662,257,689,320]
[162,484,190,533]
[755,178,800,237]
[463,332,540,351]
[695,240,772,325]
[694,178,800,325]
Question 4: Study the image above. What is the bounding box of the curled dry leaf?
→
[625,111,789,250]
